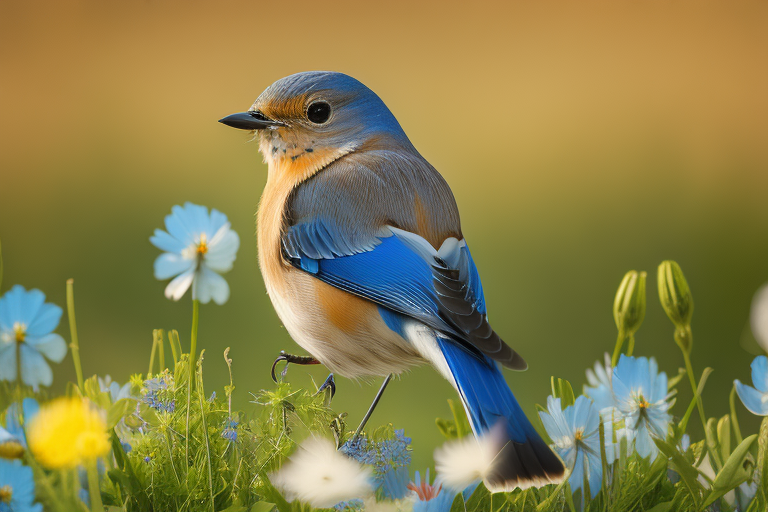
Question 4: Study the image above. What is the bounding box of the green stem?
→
[157,329,165,372]
[86,459,104,512]
[681,347,707,434]
[196,354,214,511]
[66,279,85,392]
[730,385,743,445]
[611,329,625,367]
[190,299,199,370]
[147,335,158,379]
[626,334,635,357]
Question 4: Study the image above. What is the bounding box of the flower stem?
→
[626,334,635,357]
[611,329,625,367]
[157,329,165,371]
[147,334,158,379]
[730,384,743,445]
[680,347,707,434]
[190,299,200,370]
[86,459,104,512]
[66,279,85,392]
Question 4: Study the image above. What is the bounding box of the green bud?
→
[613,270,647,336]
[657,260,694,330]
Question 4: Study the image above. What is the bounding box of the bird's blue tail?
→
[436,337,565,491]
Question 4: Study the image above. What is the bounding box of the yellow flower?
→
[27,397,109,469]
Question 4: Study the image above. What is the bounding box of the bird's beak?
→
[218,111,286,130]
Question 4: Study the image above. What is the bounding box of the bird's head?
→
[220,71,410,180]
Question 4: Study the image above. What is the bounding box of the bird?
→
[219,71,565,491]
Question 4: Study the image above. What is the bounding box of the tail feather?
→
[436,337,565,491]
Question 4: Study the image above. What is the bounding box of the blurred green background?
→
[1,0,767,471]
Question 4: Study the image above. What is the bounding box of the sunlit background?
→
[1,0,767,470]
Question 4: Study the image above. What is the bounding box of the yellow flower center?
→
[637,395,650,409]
[0,485,12,503]
[574,427,585,442]
[13,322,26,343]
[197,233,209,256]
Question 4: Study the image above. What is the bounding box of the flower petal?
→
[194,267,230,305]
[205,229,239,272]
[750,356,768,394]
[0,285,45,329]
[164,269,195,301]
[25,302,63,338]
[0,342,17,382]
[735,380,768,416]
[154,252,195,280]
[150,229,186,254]
[25,333,67,363]
[20,343,53,388]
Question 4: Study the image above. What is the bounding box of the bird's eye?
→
[307,101,331,124]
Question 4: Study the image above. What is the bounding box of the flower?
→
[751,283,768,352]
[98,375,132,403]
[539,396,602,498]
[584,353,615,415]
[221,418,238,442]
[0,459,42,512]
[27,397,109,469]
[612,355,674,459]
[409,469,456,512]
[613,270,647,337]
[734,355,768,416]
[271,437,373,508]
[141,371,175,413]
[3,398,39,449]
[0,285,67,389]
[150,202,240,304]
[341,429,412,500]
[433,427,501,492]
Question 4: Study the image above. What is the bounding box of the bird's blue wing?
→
[282,219,523,368]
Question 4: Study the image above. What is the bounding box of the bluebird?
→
[220,72,565,490]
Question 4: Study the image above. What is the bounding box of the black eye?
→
[307,101,331,124]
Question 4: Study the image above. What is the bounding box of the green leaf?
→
[654,437,703,507]
[464,482,491,511]
[137,402,160,427]
[436,417,458,440]
[449,491,466,512]
[678,367,713,434]
[248,504,276,512]
[703,434,758,508]
[644,502,674,512]
[448,399,471,438]
[550,377,575,409]
[107,398,137,429]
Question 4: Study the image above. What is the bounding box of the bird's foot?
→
[270,350,320,383]
[315,373,336,406]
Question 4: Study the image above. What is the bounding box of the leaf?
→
[678,367,713,434]
[644,502,674,512]
[703,434,758,508]
[550,377,575,409]
[138,402,160,427]
[248,504,276,512]
[436,417,458,440]
[448,399,471,438]
[654,437,703,507]
[107,398,137,429]
[464,482,491,511]
[706,417,723,472]
[718,414,731,462]
[449,491,466,512]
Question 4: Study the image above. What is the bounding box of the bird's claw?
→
[270,350,320,383]
[315,373,336,399]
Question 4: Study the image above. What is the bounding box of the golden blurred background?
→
[1,0,767,470]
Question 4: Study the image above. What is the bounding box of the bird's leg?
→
[270,350,320,383]
[351,374,393,443]
[314,373,336,400]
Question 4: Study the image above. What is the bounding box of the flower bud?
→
[613,270,647,336]
[657,260,694,329]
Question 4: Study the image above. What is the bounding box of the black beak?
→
[218,111,285,130]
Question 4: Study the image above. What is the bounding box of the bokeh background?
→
[1,0,767,471]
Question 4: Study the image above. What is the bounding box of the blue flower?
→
[150,203,240,304]
[142,374,175,413]
[410,469,456,512]
[221,418,238,442]
[612,355,673,460]
[340,429,412,499]
[735,356,768,416]
[98,375,133,403]
[0,459,43,512]
[584,353,615,415]
[3,398,39,450]
[539,395,602,498]
[0,286,67,389]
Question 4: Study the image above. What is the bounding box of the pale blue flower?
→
[612,355,674,460]
[0,459,43,512]
[0,286,67,389]
[3,398,39,449]
[735,356,768,416]
[340,429,412,499]
[411,469,456,512]
[539,396,602,498]
[98,375,132,403]
[584,353,615,415]
[150,202,240,305]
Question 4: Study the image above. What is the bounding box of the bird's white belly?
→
[265,268,425,379]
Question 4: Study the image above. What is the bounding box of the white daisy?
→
[271,437,373,508]
[433,426,503,492]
